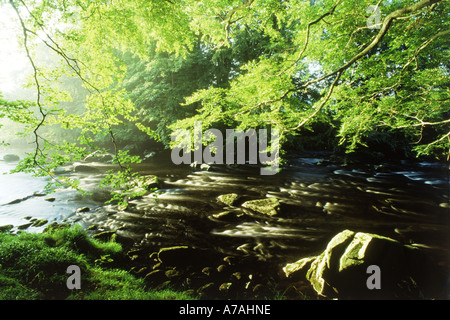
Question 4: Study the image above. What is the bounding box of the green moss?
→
[0,225,13,233]
[217,193,239,206]
[0,225,195,300]
[31,219,48,227]
[242,197,280,216]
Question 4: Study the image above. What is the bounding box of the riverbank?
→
[0,223,195,300]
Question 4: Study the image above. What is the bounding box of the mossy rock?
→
[3,154,20,162]
[17,223,33,230]
[216,193,240,206]
[242,197,280,216]
[157,246,219,267]
[43,222,70,233]
[92,231,116,242]
[135,175,159,190]
[284,229,423,299]
[0,225,14,233]
[31,219,48,228]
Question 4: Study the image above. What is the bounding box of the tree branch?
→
[288,70,342,131]
[239,0,443,130]
[9,0,47,167]
[12,0,127,171]
[214,0,255,49]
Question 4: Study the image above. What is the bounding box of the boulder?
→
[242,197,280,216]
[0,225,13,233]
[122,175,159,199]
[136,175,159,190]
[73,164,100,173]
[31,219,48,227]
[157,246,218,268]
[2,154,20,162]
[216,193,240,206]
[83,151,114,163]
[283,230,423,299]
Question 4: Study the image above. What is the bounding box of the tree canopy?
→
[0,0,448,188]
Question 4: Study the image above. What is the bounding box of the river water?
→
[0,149,449,297]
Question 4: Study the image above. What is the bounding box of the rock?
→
[242,197,280,216]
[42,222,70,233]
[17,223,33,230]
[223,256,234,265]
[83,151,114,163]
[76,207,90,213]
[165,268,181,279]
[217,193,240,206]
[31,219,48,227]
[157,246,218,268]
[143,151,156,160]
[219,282,232,291]
[202,267,213,276]
[216,264,227,273]
[44,197,56,202]
[0,225,13,233]
[2,154,20,162]
[92,231,116,241]
[51,166,73,175]
[73,164,100,173]
[145,270,166,286]
[232,272,242,280]
[283,229,422,299]
[283,256,316,279]
[122,175,159,199]
[136,175,159,190]
[197,282,216,298]
[190,162,211,171]
[200,163,211,171]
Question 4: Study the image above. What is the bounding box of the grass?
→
[0,224,195,300]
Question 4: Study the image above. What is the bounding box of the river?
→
[0,149,449,298]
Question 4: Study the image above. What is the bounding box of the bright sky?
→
[0,5,31,98]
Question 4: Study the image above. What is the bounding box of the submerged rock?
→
[76,207,90,213]
[92,230,116,241]
[73,164,100,173]
[157,246,219,268]
[242,197,280,216]
[284,229,425,299]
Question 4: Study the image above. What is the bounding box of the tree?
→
[1,0,448,193]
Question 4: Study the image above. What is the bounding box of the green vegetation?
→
[0,0,447,192]
[1,0,447,301]
[0,224,195,300]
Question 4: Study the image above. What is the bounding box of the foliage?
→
[0,0,448,191]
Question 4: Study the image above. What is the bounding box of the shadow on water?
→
[0,150,449,298]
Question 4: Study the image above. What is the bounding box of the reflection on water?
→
[0,151,449,267]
